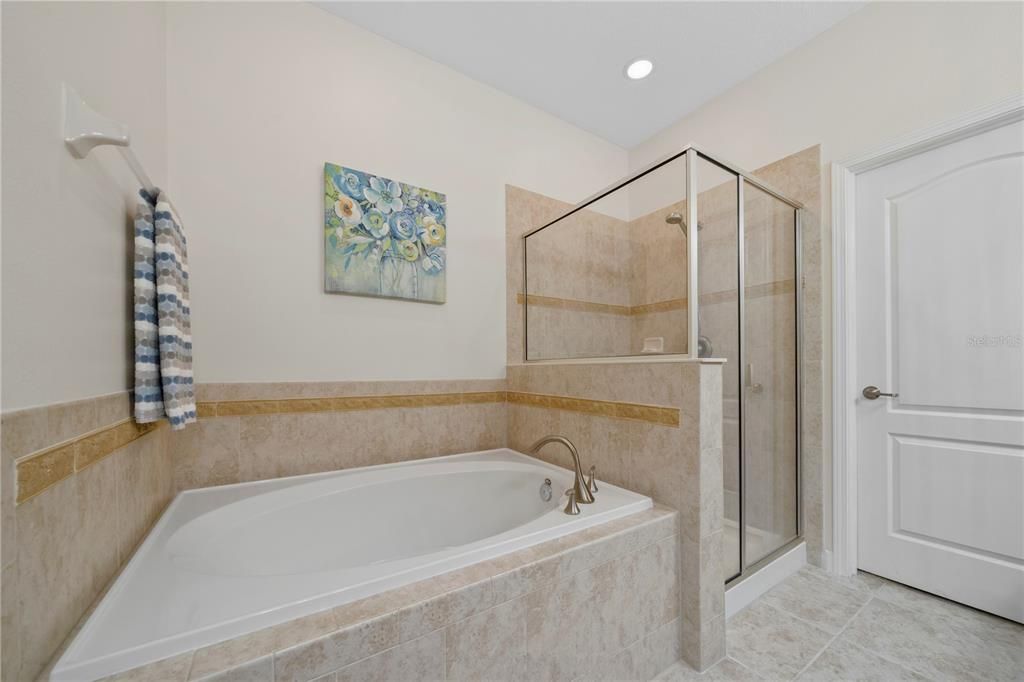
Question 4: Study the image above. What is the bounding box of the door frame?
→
[829,94,1024,576]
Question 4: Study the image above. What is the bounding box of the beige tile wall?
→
[514,188,638,360]
[1,392,175,682]
[505,186,576,363]
[506,360,726,671]
[174,380,508,490]
[509,186,694,360]
[628,201,690,354]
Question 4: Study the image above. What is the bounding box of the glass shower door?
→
[695,157,741,580]
[741,181,799,565]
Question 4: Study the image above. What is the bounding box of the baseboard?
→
[820,549,833,573]
[725,541,806,619]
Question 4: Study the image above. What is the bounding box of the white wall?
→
[631,2,1024,169]
[165,2,626,385]
[628,1,1024,552]
[1,1,168,411]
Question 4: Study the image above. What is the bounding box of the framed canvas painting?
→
[324,163,446,303]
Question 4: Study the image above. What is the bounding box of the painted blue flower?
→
[331,168,364,200]
[361,208,389,239]
[421,246,446,274]
[421,198,445,223]
[389,210,417,241]
[343,171,367,199]
[364,176,404,214]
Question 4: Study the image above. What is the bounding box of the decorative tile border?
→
[203,390,678,425]
[507,391,679,427]
[700,279,795,306]
[518,279,794,318]
[196,391,507,418]
[516,293,632,316]
[15,420,164,504]
[630,297,688,316]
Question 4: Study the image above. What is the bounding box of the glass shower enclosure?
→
[522,147,803,583]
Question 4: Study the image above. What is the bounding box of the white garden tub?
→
[52,448,651,680]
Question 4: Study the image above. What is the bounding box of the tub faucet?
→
[527,435,595,505]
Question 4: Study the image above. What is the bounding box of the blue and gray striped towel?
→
[133,189,196,429]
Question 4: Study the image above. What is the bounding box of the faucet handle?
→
[564,488,581,515]
[587,465,598,495]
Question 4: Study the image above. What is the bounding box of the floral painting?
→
[324,163,446,303]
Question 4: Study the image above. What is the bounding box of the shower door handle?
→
[862,385,898,400]
[745,364,763,394]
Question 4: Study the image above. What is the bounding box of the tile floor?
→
[656,564,1023,681]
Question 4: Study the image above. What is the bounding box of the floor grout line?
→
[724,590,832,677]
[754,600,835,637]
[726,655,765,680]
[839,633,933,679]
[788,596,875,681]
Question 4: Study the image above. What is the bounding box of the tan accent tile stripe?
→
[15,420,164,504]
[506,391,679,427]
[518,279,794,316]
[701,279,796,306]
[197,391,507,417]
[516,293,632,316]
[629,297,688,316]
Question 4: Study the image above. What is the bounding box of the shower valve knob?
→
[564,489,581,515]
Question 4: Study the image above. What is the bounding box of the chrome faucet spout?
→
[527,435,595,505]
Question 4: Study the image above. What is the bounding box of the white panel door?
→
[855,119,1024,622]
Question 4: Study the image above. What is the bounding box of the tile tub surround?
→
[507,360,726,671]
[62,506,680,682]
[1,392,176,682]
[7,378,713,681]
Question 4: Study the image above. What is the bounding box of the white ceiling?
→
[317,1,864,148]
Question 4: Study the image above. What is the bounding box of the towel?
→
[133,189,196,429]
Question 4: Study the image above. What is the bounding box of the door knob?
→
[862,385,898,400]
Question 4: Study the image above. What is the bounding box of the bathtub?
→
[52,448,652,680]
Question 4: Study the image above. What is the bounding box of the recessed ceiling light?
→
[625,58,653,80]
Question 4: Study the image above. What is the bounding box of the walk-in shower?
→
[521,147,803,584]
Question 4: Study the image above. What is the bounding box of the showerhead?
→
[664,211,702,235]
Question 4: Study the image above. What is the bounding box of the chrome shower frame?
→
[521,145,805,586]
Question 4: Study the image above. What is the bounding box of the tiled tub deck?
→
[48,506,681,682]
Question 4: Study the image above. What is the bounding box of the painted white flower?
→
[334,195,362,224]
[364,176,404,214]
